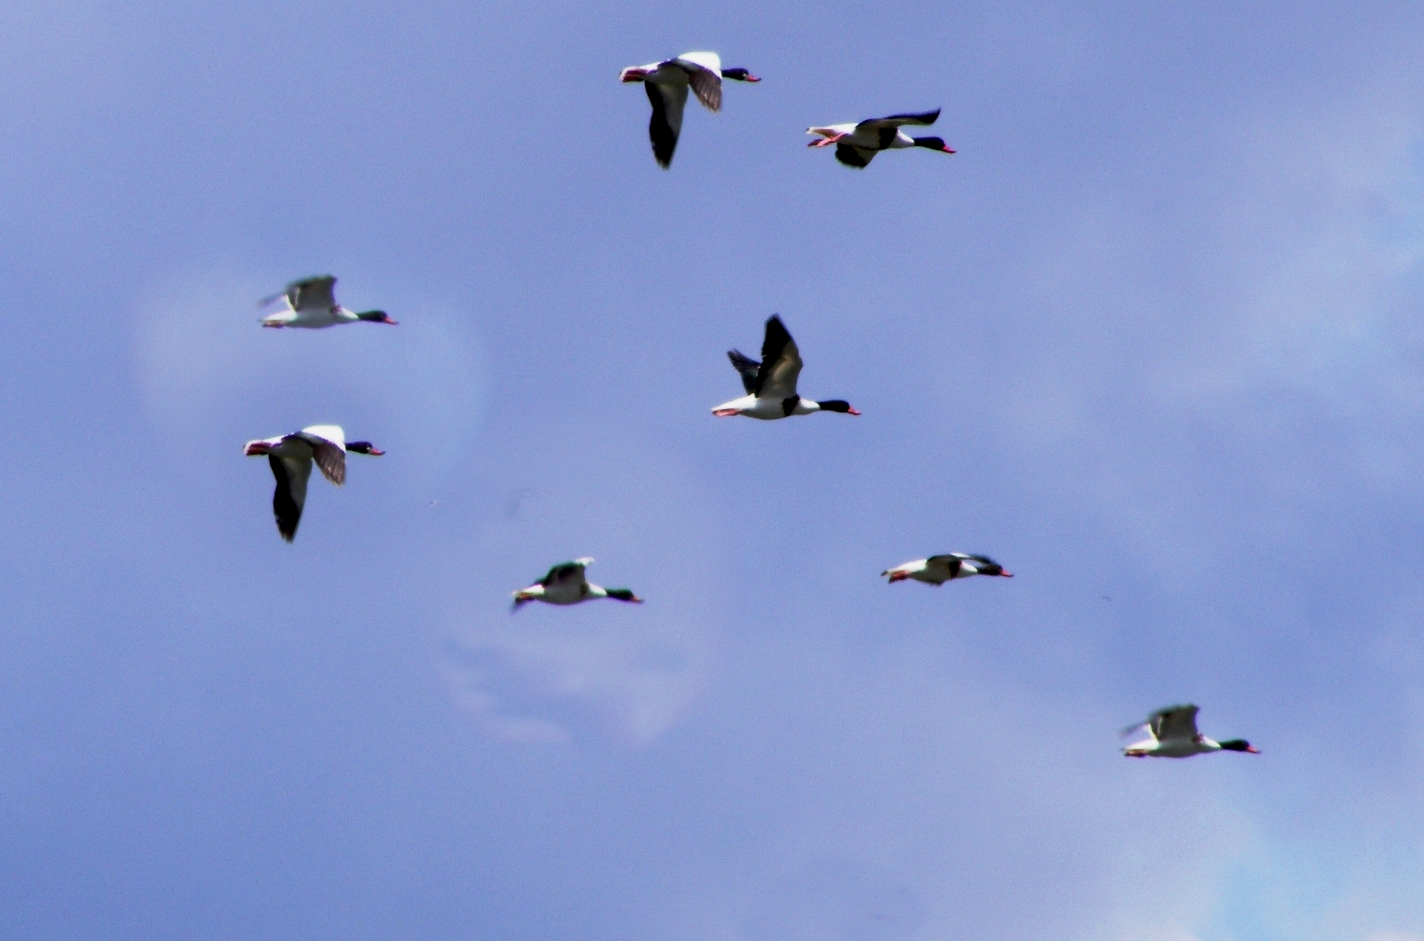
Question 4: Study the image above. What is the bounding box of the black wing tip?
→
[650,129,676,167]
[763,315,793,347]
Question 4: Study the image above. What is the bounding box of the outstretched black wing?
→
[646,83,687,168]
[953,553,1000,566]
[269,456,304,542]
[727,349,761,394]
[855,109,940,129]
[834,143,874,168]
[541,561,588,587]
[755,315,802,401]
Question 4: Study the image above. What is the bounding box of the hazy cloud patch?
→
[737,858,924,941]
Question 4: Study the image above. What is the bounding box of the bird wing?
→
[855,109,941,131]
[1150,704,1200,743]
[948,553,1000,566]
[675,52,723,111]
[269,454,311,542]
[924,555,965,577]
[727,349,761,394]
[926,554,967,566]
[755,315,802,400]
[541,558,592,588]
[834,143,876,168]
[645,82,688,168]
[279,275,337,311]
[297,426,347,485]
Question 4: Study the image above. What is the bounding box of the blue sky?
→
[2,2,1423,939]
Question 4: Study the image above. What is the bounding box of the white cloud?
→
[442,616,711,745]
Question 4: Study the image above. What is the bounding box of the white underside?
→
[263,306,356,328]
[518,582,608,605]
[712,394,817,419]
[1125,738,1221,757]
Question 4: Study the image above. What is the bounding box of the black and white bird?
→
[807,109,955,168]
[1121,704,1260,758]
[243,425,383,542]
[620,51,760,168]
[511,558,643,610]
[259,275,397,328]
[882,554,1013,584]
[712,315,860,420]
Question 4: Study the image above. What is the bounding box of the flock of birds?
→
[242,53,1258,762]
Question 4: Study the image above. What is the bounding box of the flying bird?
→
[259,275,397,328]
[807,109,955,168]
[1121,704,1260,758]
[243,425,383,542]
[712,315,860,420]
[620,51,760,168]
[511,558,643,610]
[882,554,1013,584]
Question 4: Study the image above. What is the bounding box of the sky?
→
[1,1,1423,939]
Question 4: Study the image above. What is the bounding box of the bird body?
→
[882,554,1013,584]
[712,315,859,420]
[259,275,397,329]
[1121,704,1260,758]
[243,425,383,542]
[807,109,955,168]
[512,558,643,610]
[620,51,760,167]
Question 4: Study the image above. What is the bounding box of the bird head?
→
[912,136,956,154]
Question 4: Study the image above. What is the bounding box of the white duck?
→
[512,558,643,610]
[712,315,860,420]
[259,275,397,328]
[882,553,1013,584]
[620,51,760,168]
[243,424,383,542]
[807,109,955,168]
[1121,704,1260,758]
